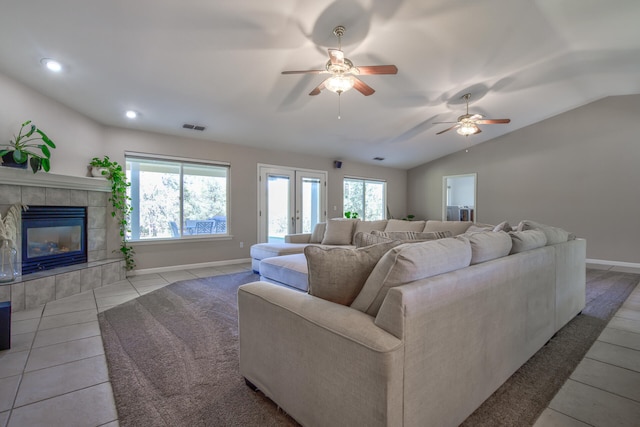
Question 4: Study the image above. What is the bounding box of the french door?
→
[258,165,327,243]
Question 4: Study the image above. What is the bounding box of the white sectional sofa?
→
[238,220,586,427]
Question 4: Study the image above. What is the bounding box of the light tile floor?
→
[0,262,252,427]
[534,264,640,427]
[1,262,638,427]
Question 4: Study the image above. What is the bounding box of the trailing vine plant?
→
[90,156,136,270]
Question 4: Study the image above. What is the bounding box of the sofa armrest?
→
[284,233,312,243]
[238,281,404,426]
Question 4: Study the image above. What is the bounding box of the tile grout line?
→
[9,380,113,410]
[566,376,640,405]
[5,303,45,427]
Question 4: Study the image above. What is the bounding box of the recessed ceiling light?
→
[40,58,62,72]
[125,110,138,119]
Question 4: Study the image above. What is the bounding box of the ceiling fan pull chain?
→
[338,93,342,119]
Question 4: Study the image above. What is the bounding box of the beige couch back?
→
[374,245,558,426]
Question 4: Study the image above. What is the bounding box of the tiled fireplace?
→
[0,168,126,312]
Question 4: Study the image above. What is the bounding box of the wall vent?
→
[182,123,206,131]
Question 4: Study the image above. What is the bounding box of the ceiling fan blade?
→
[328,49,345,65]
[436,124,460,135]
[475,118,511,124]
[356,65,398,75]
[309,79,327,96]
[353,78,375,96]
[282,69,325,75]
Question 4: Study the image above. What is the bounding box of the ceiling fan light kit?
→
[457,121,480,136]
[282,26,398,99]
[435,93,511,137]
[325,74,355,94]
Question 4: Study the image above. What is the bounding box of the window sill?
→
[128,235,233,246]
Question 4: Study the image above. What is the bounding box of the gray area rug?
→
[99,269,640,427]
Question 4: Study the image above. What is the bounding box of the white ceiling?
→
[1,0,639,169]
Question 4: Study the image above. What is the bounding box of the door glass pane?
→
[267,175,290,243]
[301,177,321,233]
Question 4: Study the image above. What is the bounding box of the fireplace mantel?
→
[0,167,111,192]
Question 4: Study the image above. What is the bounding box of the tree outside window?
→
[126,156,229,240]
[343,178,386,220]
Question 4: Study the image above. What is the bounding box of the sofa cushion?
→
[384,219,426,232]
[305,241,402,306]
[517,220,570,245]
[321,219,357,245]
[259,253,309,291]
[352,220,388,245]
[509,230,547,254]
[371,230,452,241]
[250,243,309,260]
[310,222,327,243]
[466,231,513,264]
[423,220,472,236]
[354,232,395,248]
[351,237,472,316]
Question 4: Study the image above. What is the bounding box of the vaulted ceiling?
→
[1,0,639,169]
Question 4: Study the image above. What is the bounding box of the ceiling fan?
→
[434,93,511,136]
[282,26,398,97]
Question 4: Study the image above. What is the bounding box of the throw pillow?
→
[351,237,472,316]
[492,221,512,232]
[509,230,547,254]
[384,219,426,232]
[351,220,388,245]
[321,219,357,245]
[354,232,395,248]
[423,220,473,235]
[371,230,452,240]
[305,241,401,306]
[517,220,570,245]
[465,224,493,233]
[310,222,327,243]
[466,231,512,264]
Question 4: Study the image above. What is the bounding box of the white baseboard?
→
[586,258,640,269]
[128,258,252,276]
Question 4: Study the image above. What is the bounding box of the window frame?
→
[125,151,231,242]
[343,176,387,221]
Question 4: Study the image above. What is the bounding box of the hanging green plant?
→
[0,120,56,173]
[90,156,136,270]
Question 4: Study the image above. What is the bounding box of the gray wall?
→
[0,71,407,270]
[408,94,640,264]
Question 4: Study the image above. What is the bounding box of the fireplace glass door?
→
[27,223,82,259]
[21,206,87,274]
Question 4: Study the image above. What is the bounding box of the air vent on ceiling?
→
[373,157,385,161]
[182,123,206,131]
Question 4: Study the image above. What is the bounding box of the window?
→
[343,177,386,220]
[126,154,229,240]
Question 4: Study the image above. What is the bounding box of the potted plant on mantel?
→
[90,156,136,271]
[0,120,56,173]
